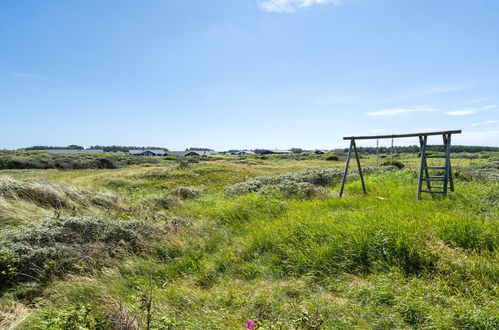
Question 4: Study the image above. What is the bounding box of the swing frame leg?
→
[339,139,366,198]
[353,140,367,195]
[339,140,353,198]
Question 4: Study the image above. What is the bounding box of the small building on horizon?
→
[230,150,256,156]
[129,149,167,156]
[170,150,217,157]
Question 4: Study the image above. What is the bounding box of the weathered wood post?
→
[339,139,353,198]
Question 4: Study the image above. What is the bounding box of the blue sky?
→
[1,0,498,150]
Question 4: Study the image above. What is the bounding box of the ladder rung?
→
[424,166,446,169]
[423,177,445,181]
[426,145,445,147]
[430,186,446,189]
[421,190,445,194]
[425,155,446,158]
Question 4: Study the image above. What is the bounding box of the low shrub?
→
[0,151,158,170]
[0,177,120,209]
[381,160,405,170]
[38,304,112,329]
[171,186,204,199]
[381,160,405,169]
[138,168,173,180]
[226,168,343,196]
[226,167,393,196]
[0,178,83,208]
[324,155,339,161]
[258,181,328,199]
[0,216,154,289]
[148,195,181,210]
[89,192,121,208]
[454,161,499,181]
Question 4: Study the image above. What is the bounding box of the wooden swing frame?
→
[339,130,462,199]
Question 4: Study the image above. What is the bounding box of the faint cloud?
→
[259,0,342,13]
[470,120,499,127]
[445,110,475,116]
[13,73,43,79]
[367,105,437,116]
[445,105,496,116]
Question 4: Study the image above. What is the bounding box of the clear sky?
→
[1,0,498,150]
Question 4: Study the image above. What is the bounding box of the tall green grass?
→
[0,159,497,329]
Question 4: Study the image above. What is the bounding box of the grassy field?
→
[0,154,498,329]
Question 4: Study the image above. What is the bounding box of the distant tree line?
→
[23,145,84,150]
[346,145,499,154]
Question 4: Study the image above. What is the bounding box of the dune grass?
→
[0,157,497,329]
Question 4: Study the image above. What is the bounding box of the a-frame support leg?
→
[449,161,454,192]
[417,135,428,200]
[339,140,353,198]
[419,136,431,191]
[443,133,452,196]
[447,134,454,192]
[352,139,367,195]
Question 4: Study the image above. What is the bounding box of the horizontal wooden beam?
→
[343,130,461,141]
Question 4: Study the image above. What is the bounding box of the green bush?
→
[171,186,204,199]
[324,154,339,161]
[38,304,111,329]
[0,216,153,289]
[381,160,405,169]
[226,167,394,196]
[265,180,328,199]
[148,194,181,210]
[226,168,343,196]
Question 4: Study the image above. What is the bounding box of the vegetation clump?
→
[171,186,204,199]
[381,160,405,169]
[226,167,394,196]
[455,161,499,181]
[148,194,181,210]
[0,150,158,170]
[0,216,153,289]
[226,168,343,196]
[0,177,119,209]
[138,168,173,179]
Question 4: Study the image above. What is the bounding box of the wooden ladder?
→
[417,133,454,199]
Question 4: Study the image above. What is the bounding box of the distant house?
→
[231,150,256,156]
[270,150,292,155]
[170,150,216,157]
[129,149,166,156]
[42,149,104,154]
[314,150,330,155]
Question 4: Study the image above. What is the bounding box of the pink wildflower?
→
[246,320,256,330]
